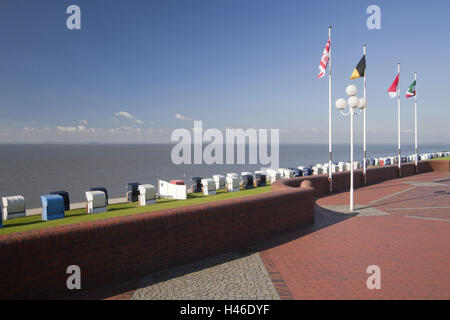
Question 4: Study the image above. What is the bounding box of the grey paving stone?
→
[131,252,280,300]
[404,181,449,187]
[320,204,390,216]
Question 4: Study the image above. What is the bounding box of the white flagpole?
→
[350,106,354,212]
[363,44,367,184]
[398,63,401,176]
[414,72,418,171]
[328,26,333,192]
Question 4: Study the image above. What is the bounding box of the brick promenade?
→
[76,171,450,300]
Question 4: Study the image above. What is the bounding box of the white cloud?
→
[56,125,96,134]
[107,126,145,134]
[1,125,169,143]
[57,126,78,133]
[115,111,134,119]
[115,111,144,124]
[80,120,88,125]
[23,126,39,132]
[175,113,192,121]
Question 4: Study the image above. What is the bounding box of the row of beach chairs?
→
[189,172,268,196]
[0,184,157,227]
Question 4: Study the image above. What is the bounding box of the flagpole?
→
[414,72,418,172]
[328,26,333,192]
[350,106,354,212]
[398,63,401,176]
[363,44,367,184]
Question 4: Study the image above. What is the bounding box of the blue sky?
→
[0,0,449,143]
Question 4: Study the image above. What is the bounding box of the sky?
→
[0,0,449,144]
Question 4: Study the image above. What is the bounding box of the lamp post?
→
[336,85,367,212]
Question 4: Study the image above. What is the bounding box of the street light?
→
[336,85,367,212]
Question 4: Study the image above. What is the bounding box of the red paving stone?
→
[260,171,450,300]
[316,171,449,207]
[76,171,450,300]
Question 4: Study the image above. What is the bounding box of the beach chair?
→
[90,187,109,205]
[126,182,140,202]
[41,194,66,221]
[159,179,187,200]
[85,191,107,214]
[213,175,226,190]
[254,171,267,187]
[240,174,254,189]
[226,176,240,192]
[2,195,26,220]
[201,179,216,196]
[50,190,70,211]
[190,177,203,193]
[266,169,281,183]
[138,184,156,206]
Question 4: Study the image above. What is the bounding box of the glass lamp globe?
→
[358,98,368,109]
[335,98,347,110]
[348,96,359,108]
[346,85,358,97]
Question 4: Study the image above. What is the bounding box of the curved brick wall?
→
[0,159,447,299]
[0,183,315,299]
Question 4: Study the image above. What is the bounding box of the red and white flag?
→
[317,37,331,79]
[388,74,400,98]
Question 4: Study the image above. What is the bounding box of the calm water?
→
[0,143,448,208]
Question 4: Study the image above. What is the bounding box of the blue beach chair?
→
[41,194,66,221]
[49,190,70,211]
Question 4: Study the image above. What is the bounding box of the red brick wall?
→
[0,186,315,299]
[423,159,450,172]
[401,163,418,177]
[0,160,447,299]
[416,160,449,173]
[274,175,329,196]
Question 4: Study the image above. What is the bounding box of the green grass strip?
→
[431,156,450,161]
[0,186,271,236]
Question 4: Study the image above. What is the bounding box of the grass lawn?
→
[431,156,450,160]
[0,186,271,236]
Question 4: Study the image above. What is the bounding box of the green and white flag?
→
[406,80,416,98]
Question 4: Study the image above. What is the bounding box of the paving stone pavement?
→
[260,171,450,299]
[131,252,280,300]
[76,171,450,300]
[320,204,390,216]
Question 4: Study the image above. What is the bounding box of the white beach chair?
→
[2,195,26,220]
[85,191,107,214]
[201,179,216,196]
[138,184,157,206]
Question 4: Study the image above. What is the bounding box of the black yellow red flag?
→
[350,55,366,80]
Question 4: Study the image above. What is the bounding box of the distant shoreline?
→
[0,142,449,146]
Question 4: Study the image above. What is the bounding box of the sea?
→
[0,143,448,208]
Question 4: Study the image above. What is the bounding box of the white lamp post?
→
[336,85,367,212]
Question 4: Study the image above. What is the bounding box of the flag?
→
[406,80,416,98]
[350,55,366,80]
[317,37,331,79]
[388,74,400,98]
